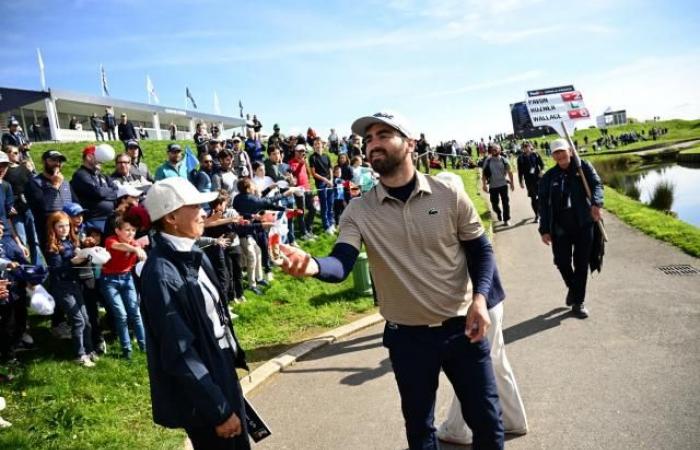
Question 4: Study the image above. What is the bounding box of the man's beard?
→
[370,148,405,176]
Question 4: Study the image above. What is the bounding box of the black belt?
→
[387,316,466,329]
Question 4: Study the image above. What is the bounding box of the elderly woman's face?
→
[553,149,572,169]
[170,204,206,239]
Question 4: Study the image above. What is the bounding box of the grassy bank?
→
[530,118,700,156]
[604,188,700,257]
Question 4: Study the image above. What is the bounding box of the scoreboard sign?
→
[525,85,589,136]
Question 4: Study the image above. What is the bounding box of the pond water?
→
[597,162,700,226]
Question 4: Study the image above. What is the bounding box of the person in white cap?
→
[140,178,250,450]
[538,138,604,319]
[277,111,505,449]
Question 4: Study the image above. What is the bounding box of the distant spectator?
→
[168,122,177,140]
[154,143,188,181]
[90,113,104,141]
[68,116,77,130]
[190,152,216,194]
[25,149,76,250]
[1,118,32,162]
[4,146,41,264]
[103,108,117,141]
[245,133,264,164]
[125,140,153,182]
[117,113,137,149]
[110,153,150,190]
[138,126,149,140]
[328,128,339,154]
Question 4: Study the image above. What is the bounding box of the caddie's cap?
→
[351,111,414,140]
[42,149,67,161]
[167,143,182,152]
[550,138,570,153]
[144,177,218,221]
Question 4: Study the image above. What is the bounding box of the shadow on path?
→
[503,307,574,345]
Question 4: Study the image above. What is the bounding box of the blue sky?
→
[1,0,699,140]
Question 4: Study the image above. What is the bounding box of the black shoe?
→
[565,290,575,306]
[572,303,589,319]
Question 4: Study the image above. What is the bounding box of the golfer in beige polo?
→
[279,112,505,450]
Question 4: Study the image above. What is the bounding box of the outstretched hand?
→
[278,244,319,277]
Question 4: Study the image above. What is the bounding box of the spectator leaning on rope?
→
[141,177,250,450]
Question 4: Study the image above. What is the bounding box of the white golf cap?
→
[116,184,143,199]
[144,177,218,221]
[351,111,414,139]
[0,152,9,164]
[550,138,570,153]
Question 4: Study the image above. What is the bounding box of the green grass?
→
[452,169,492,234]
[529,118,700,156]
[680,144,700,155]
[604,187,700,257]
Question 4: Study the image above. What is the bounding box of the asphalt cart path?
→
[247,183,700,449]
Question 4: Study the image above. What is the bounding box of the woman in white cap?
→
[140,177,250,449]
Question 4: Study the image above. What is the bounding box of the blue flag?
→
[185,145,198,172]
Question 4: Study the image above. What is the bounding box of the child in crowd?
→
[332,166,347,225]
[63,202,109,355]
[100,216,146,360]
[45,212,96,367]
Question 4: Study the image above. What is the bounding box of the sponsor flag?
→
[238,99,243,118]
[186,87,198,109]
[184,145,198,172]
[146,75,159,104]
[213,91,221,114]
[36,48,46,90]
[100,64,110,96]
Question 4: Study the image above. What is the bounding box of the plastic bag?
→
[29,285,55,315]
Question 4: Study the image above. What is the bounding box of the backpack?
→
[482,157,507,182]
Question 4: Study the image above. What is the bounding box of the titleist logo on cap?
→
[374,112,394,119]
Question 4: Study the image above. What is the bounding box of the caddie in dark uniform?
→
[538,138,603,319]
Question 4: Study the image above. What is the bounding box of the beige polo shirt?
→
[337,172,484,325]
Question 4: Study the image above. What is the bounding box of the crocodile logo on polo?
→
[428,208,439,215]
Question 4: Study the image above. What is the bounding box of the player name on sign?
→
[524,85,589,136]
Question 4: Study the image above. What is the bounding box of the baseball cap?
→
[550,138,570,153]
[167,143,182,153]
[0,152,8,164]
[7,118,19,127]
[294,144,306,152]
[63,202,85,217]
[126,139,140,149]
[144,177,218,221]
[231,136,242,143]
[117,184,143,199]
[273,123,280,131]
[82,145,96,156]
[351,111,414,139]
[42,150,67,162]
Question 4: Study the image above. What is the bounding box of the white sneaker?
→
[76,355,96,367]
[21,332,34,345]
[239,296,248,303]
[266,272,274,282]
[0,396,5,411]
[89,352,100,362]
[0,417,11,428]
[504,220,512,226]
